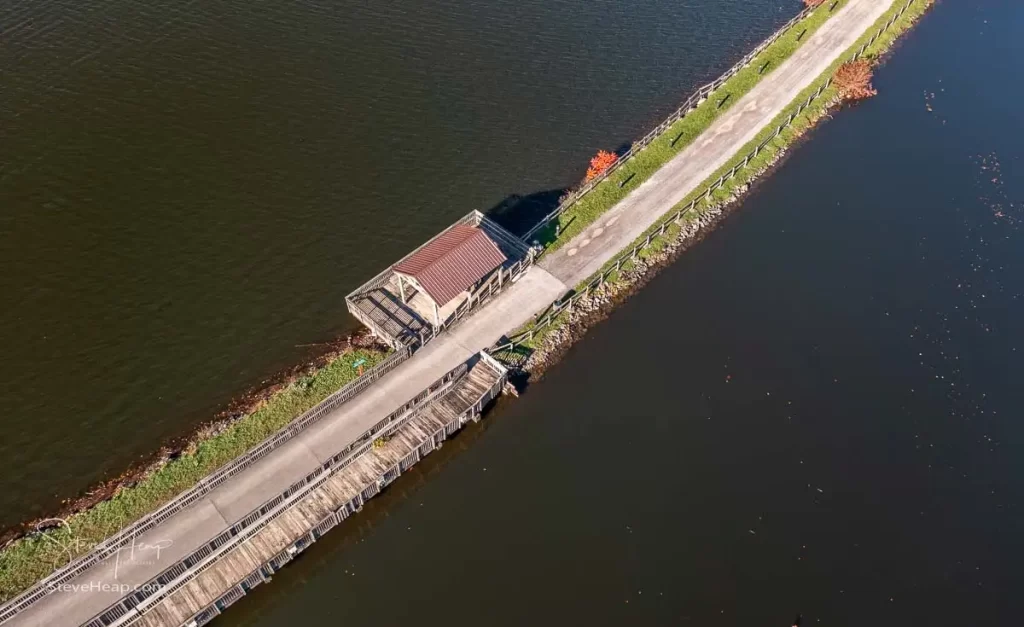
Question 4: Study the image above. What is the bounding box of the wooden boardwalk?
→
[349,282,428,345]
[92,357,504,627]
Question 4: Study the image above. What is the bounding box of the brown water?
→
[0,0,791,526]
[200,1,1023,625]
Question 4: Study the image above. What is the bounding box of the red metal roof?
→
[394,224,507,307]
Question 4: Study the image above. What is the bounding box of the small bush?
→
[585,150,618,182]
[833,59,877,101]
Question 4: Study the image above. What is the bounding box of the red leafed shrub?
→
[585,150,618,182]
[803,0,826,7]
[833,59,878,101]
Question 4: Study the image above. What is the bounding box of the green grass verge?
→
[0,347,388,603]
[538,0,849,251]
[513,0,933,356]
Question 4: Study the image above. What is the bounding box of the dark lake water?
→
[0,0,793,526]
[4,0,1024,624]
[205,1,1021,625]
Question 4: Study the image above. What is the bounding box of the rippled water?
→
[198,1,1024,625]
[0,0,792,527]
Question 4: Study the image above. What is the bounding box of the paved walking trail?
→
[7,1,892,624]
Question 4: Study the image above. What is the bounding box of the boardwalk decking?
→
[350,283,428,345]
[102,358,503,627]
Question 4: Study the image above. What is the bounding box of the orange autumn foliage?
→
[585,150,618,181]
[833,59,878,101]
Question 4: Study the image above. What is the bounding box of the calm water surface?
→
[202,1,1021,625]
[0,0,791,526]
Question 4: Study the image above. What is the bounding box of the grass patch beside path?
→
[0,347,387,603]
[540,0,849,251]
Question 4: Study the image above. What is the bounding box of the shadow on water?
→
[485,188,565,239]
[487,139,634,245]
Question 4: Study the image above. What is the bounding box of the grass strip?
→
[538,0,849,251]
[0,348,387,603]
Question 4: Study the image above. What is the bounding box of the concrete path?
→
[6,1,892,624]
[541,0,891,287]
